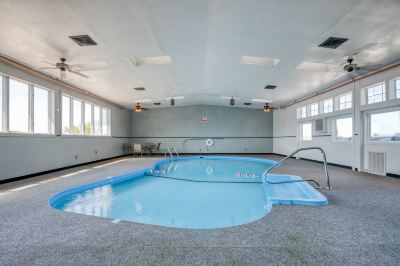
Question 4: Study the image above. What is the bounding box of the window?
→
[0,75,3,131]
[310,103,318,116]
[300,106,306,118]
[94,105,101,135]
[72,99,82,134]
[84,103,93,135]
[334,117,352,141]
[62,96,71,134]
[33,86,50,134]
[62,95,110,136]
[367,83,385,104]
[323,98,333,113]
[370,110,400,141]
[339,92,352,110]
[302,122,312,141]
[102,108,110,136]
[395,79,400,99]
[9,78,29,132]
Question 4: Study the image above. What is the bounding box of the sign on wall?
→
[200,116,208,123]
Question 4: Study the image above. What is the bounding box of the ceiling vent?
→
[319,37,348,49]
[264,85,277,90]
[69,35,97,46]
[243,102,252,105]
[153,102,161,105]
[134,87,146,91]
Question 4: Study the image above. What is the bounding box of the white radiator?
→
[367,151,386,176]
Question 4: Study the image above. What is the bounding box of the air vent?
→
[315,118,326,133]
[153,102,161,105]
[69,35,97,46]
[319,37,348,49]
[368,152,386,176]
[243,102,252,105]
[264,85,277,90]
[134,87,146,91]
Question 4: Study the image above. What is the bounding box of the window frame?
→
[301,122,313,142]
[338,92,352,110]
[395,79,400,99]
[323,98,333,114]
[310,103,318,116]
[366,82,386,105]
[61,93,111,137]
[367,107,400,144]
[0,73,54,135]
[333,116,353,142]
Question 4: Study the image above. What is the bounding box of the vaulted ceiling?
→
[1,0,400,109]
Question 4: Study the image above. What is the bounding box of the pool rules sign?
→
[200,116,207,123]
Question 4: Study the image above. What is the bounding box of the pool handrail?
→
[164,147,179,159]
[263,147,332,190]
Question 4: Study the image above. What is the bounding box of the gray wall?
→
[131,105,273,153]
[0,61,131,181]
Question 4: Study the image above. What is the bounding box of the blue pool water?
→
[49,156,327,229]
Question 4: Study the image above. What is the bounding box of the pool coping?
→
[49,156,327,208]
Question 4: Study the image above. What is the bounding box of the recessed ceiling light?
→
[264,85,277,89]
[252,98,273,103]
[296,62,341,72]
[240,56,280,66]
[243,102,252,105]
[129,55,172,66]
[134,87,146,91]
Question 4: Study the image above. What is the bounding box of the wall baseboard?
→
[0,154,130,185]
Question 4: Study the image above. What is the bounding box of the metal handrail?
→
[165,147,179,159]
[172,147,180,158]
[263,147,332,190]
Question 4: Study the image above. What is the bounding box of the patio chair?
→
[131,144,143,157]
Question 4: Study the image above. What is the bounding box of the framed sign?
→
[200,116,207,123]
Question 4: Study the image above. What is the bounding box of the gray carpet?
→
[0,155,399,266]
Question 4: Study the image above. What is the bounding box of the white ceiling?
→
[1,0,400,109]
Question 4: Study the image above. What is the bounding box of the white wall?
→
[131,105,273,153]
[274,65,400,175]
[0,61,131,181]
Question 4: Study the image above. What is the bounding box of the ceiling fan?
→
[133,99,152,112]
[221,96,240,106]
[39,58,107,80]
[297,56,381,74]
[166,96,184,106]
[251,98,276,112]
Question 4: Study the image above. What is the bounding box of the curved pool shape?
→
[49,156,327,229]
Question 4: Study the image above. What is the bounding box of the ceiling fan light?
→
[263,104,271,113]
[230,98,235,106]
[134,104,142,113]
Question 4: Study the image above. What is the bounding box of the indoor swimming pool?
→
[49,156,328,229]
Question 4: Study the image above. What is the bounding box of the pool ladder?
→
[164,147,180,159]
[262,147,332,190]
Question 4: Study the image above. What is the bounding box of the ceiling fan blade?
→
[166,96,184,100]
[39,67,58,70]
[40,61,56,67]
[68,70,89,79]
[69,61,109,71]
[221,96,240,100]
[296,62,342,72]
